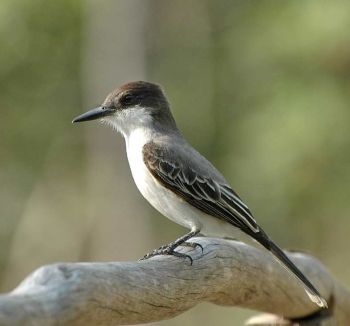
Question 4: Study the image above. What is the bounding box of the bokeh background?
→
[1,1,349,325]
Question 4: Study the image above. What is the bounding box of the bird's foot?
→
[140,244,194,264]
[139,230,201,265]
[181,241,204,253]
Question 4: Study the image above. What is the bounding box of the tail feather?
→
[254,230,328,308]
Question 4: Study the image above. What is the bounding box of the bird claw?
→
[140,245,194,265]
[139,230,201,265]
[180,241,204,253]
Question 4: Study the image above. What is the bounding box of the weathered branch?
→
[0,237,348,325]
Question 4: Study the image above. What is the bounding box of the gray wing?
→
[143,141,259,233]
[143,141,327,308]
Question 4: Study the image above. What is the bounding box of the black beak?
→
[72,106,114,123]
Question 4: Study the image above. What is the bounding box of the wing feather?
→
[143,142,259,233]
[142,142,327,308]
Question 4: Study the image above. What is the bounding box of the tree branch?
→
[0,238,348,325]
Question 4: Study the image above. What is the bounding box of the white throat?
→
[102,106,153,138]
[126,127,153,152]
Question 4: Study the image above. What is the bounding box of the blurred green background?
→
[1,0,349,325]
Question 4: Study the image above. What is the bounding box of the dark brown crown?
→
[103,81,169,110]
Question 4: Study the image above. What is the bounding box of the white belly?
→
[125,129,241,239]
[126,131,197,229]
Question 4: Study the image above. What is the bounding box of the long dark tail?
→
[252,229,328,308]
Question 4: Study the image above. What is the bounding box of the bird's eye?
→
[120,94,133,106]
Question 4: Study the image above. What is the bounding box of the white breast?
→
[125,128,241,239]
[126,128,197,229]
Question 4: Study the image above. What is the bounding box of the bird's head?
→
[73,81,176,136]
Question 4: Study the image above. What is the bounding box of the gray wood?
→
[0,238,348,326]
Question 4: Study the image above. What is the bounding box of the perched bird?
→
[73,81,327,308]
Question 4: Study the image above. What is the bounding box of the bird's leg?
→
[140,230,201,264]
[169,229,200,249]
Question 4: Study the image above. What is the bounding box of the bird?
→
[72,80,327,308]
